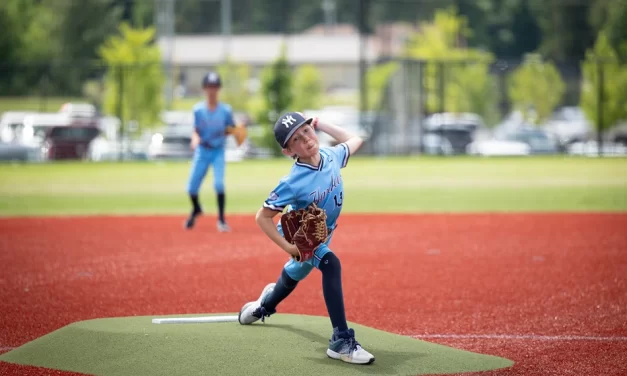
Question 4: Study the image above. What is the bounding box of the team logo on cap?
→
[281,115,296,128]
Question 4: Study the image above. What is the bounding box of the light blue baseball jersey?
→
[263,143,351,232]
[193,102,234,149]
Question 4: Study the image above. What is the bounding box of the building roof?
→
[157,33,379,65]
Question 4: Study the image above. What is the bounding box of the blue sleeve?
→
[263,177,295,212]
[326,142,350,168]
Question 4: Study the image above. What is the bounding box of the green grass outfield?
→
[0,156,626,217]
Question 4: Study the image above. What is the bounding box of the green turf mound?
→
[0,313,513,376]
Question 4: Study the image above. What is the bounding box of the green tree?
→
[402,7,497,123]
[589,0,627,62]
[292,64,323,110]
[254,44,293,157]
[53,0,122,95]
[580,32,627,132]
[447,63,500,126]
[0,0,60,95]
[529,0,596,62]
[457,0,541,59]
[98,23,165,132]
[507,54,565,124]
[0,0,123,96]
[365,61,399,110]
[216,58,252,112]
[0,1,26,94]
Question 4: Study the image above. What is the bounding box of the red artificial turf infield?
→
[1,213,626,376]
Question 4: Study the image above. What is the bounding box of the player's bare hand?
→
[284,243,301,260]
[190,132,200,150]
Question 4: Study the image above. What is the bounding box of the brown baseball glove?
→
[226,125,247,146]
[280,203,328,262]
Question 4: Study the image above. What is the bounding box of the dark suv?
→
[41,124,101,160]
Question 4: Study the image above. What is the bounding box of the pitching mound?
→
[0,313,513,376]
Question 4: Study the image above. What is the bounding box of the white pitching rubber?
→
[151,316,239,324]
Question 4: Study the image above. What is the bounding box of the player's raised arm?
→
[314,118,363,155]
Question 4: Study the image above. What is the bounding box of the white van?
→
[0,111,38,143]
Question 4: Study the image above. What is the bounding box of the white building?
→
[156,23,416,96]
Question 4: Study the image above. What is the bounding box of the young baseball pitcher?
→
[237,111,375,365]
[185,71,246,232]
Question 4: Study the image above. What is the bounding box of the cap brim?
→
[282,117,314,147]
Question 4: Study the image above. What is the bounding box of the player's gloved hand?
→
[280,203,328,263]
[280,208,306,243]
[225,125,247,146]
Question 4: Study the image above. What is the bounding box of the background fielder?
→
[185,72,234,233]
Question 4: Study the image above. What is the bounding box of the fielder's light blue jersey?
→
[263,143,351,232]
[193,102,234,149]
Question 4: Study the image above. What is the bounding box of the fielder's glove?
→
[226,125,247,146]
[280,203,329,262]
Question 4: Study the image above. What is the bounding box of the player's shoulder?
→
[271,173,297,194]
[282,162,313,185]
[320,146,334,157]
[219,102,233,113]
[192,102,206,113]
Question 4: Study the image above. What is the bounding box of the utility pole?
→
[358,0,369,121]
[154,0,175,109]
[596,60,604,157]
[322,0,336,34]
[221,0,232,62]
[123,0,133,22]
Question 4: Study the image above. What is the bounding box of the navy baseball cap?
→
[274,112,314,148]
[201,71,221,87]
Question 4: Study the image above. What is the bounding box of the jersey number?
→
[333,192,343,207]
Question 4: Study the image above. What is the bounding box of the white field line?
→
[410,334,627,342]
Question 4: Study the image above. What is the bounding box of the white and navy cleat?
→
[217,221,231,233]
[238,283,276,325]
[326,328,375,365]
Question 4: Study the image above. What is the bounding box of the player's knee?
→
[214,182,225,193]
[320,252,341,275]
[280,269,298,289]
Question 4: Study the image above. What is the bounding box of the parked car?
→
[501,128,558,154]
[467,139,530,156]
[542,106,593,146]
[146,127,194,160]
[40,124,101,160]
[0,111,37,143]
[0,142,43,162]
[422,112,484,155]
[87,135,149,162]
[145,125,246,162]
[567,141,627,157]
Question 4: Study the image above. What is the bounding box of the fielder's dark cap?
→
[201,71,221,87]
[274,112,313,148]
